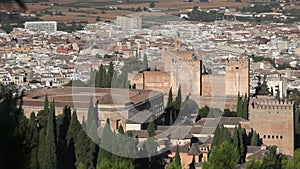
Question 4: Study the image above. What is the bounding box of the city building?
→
[24,21,57,33]
[116,15,142,31]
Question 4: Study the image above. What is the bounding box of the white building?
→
[24,21,57,33]
[116,15,142,31]
[266,75,287,99]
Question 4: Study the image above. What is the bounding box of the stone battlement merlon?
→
[253,104,293,110]
[226,59,249,65]
[250,96,294,110]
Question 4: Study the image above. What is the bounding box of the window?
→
[272,135,274,139]
[263,135,266,139]
[235,67,239,69]
[116,119,121,129]
[276,135,278,139]
[268,135,270,139]
[280,135,283,139]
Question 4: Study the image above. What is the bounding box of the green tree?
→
[44,100,58,169]
[246,160,262,169]
[238,125,245,163]
[147,120,156,137]
[242,93,248,119]
[106,61,114,88]
[251,130,259,146]
[167,161,181,169]
[38,128,47,169]
[204,141,239,169]
[270,87,274,96]
[96,16,101,21]
[258,79,270,95]
[87,96,96,131]
[167,88,173,109]
[237,92,243,117]
[174,86,182,111]
[98,120,113,164]
[75,129,96,169]
[261,146,280,169]
[26,112,39,169]
[282,149,300,169]
[57,106,71,169]
[149,2,155,8]
[44,94,49,114]
[174,145,182,168]
[143,53,148,71]
[211,124,221,148]
[66,110,82,169]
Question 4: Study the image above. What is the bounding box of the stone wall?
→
[201,74,226,97]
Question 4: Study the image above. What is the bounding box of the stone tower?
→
[225,58,249,96]
[248,96,294,156]
[162,49,201,96]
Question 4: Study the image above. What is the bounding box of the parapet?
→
[226,58,249,65]
[249,95,294,110]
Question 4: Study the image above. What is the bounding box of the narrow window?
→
[116,119,121,129]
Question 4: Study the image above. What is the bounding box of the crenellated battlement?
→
[226,58,249,65]
[250,96,294,110]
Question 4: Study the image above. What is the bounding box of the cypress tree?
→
[118,124,124,134]
[65,138,76,169]
[44,94,49,114]
[44,100,58,169]
[98,120,113,163]
[57,106,71,169]
[270,87,274,96]
[242,93,248,119]
[38,94,50,128]
[170,110,173,125]
[174,86,182,111]
[167,87,173,109]
[87,96,95,132]
[88,120,99,144]
[251,131,258,146]
[147,120,156,137]
[106,62,114,88]
[88,68,97,87]
[66,110,81,169]
[145,137,158,167]
[232,127,239,149]
[212,125,221,148]
[38,128,46,169]
[237,92,243,117]
[95,71,100,87]
[174,145,182,168]
[75,129,96,169]
[238,125,245,163]
[221,125,231,144]
[67,110,81,142]
[26,112,39,169]
[99,64,106,88]
[143,53,148,71]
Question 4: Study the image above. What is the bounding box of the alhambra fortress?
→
[126,47,294,157]
[22,45,295,164]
